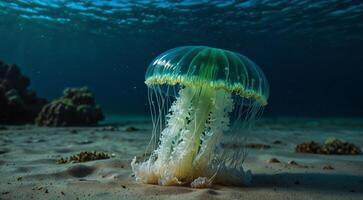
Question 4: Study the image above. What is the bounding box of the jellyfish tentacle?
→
[133,86,253,186]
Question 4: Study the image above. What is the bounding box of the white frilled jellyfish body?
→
[131,46,269,188]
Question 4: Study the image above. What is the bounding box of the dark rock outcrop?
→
[35,87,104,126]
[0,61,47,124]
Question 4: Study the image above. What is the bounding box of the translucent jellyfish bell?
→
[145,46,269,104]
[132,46,269,188]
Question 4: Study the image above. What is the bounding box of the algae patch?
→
[296,138,361,155]
[57,151,111,164]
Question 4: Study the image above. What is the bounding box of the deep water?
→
[0,0,362,117]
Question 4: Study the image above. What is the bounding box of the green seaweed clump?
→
[296,138,361,155]
[57,151,110,164]
[35,87,104,126]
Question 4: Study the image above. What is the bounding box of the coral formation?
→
[35,87,104,126]
[57,151,110,164]
[0,60,47,124]
[296,138,361,155]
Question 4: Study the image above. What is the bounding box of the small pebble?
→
[102,126,118,131]
[126,126,139,132]
[207,190,219,195]
[273,140,282,144]
[323,165,334,170]
[268,158,280,163]
[288,160,298,165]
[76,140,93,145]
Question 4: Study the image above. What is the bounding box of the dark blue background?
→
[0,0,362,117]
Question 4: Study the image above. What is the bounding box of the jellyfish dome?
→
[132,46,269,188]
[145,46,269,105]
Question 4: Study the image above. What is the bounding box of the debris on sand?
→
[245,143,271,149]
[268,158,280,163]
[102,126,118,131]
[323,165,334,170]
[57,151,110,164]
[221,143,271,149]
[296,138,361,155]
[296,141,321,153]
[273,140,283,144]
[125,126,139,132]
[288,160,299,166]
[220,143,244,149]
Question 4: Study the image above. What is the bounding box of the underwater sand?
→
[0,117,362,200]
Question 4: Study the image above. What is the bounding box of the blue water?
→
[0,0,362,116]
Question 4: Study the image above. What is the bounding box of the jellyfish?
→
[131,46,269,188]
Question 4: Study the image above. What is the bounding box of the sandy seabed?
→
[0,117,363,200]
